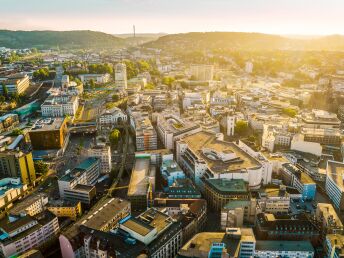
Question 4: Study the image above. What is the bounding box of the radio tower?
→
[133,25,137,46]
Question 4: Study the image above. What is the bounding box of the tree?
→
[109,129,120,146]
[234,120,248,135]
[162,76,175,87]
[11,128,24,136]
[34,160,49,175]
[33,68,50,81]
[144,83,155,90]
[0,95,5,103]
[89,79,95,89]
[2,83,8,100]
[282,108,297,118]
[112,94,119,102]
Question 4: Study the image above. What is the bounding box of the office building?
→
[41,94,79,117]
[257,186,290,214]
[131,112,157,151]
[221,200,257,229]
[0,150,36,185]
[97,107,127,132]
[167,178,201,199]
[325,160,344,211]
[29,118,68,150]
[302,109,341,129]
[0,211,59,258]
[115,63,127,90]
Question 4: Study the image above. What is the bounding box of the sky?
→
[0,0,343,35]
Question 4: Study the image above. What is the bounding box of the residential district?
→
[0,45,344,258]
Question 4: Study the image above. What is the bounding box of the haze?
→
[0,0,343,35]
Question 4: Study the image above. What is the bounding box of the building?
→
[0,150,36,185]
[87,145,111,174]
[204,179,249,211]
[291,134,322,157]
[29,118,68,150]
[41,94,79,117]
[262,124,291,152]
[281,163,317,200]
[221,200,257,229]
[325,160,344,211]
[115,63,127,90]
[302,109,341,129]
[167,178,201,199]
[255,240,314,258]
[245,61,253,74]
[325,234,344,258]
[315,203,343,236]
[58,157,100,203]
[178,228,256,258]
[0,114,19,133]
[0,211,59,258]
[189,64,214,81]
[255,213,320,245]
[257,186,290,214]
[0,178,28,218]
[119,208,183,258]
[161,155,185,187]
[156,114,201,150]
[128,157,155,211]
[47,200,82,221]
[176,131,268,190]
[97,107,127,132]
[78,73,111,84]
[10,193,48,217]
[302,127,342,146]
[131,112,157,151]
[0,74,30,95]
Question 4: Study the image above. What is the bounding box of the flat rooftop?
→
[158,114,200,135]
[80,198,129,230]
[72,184,95,192]
[317,203,343,228]
[30,117,65,132]
[205,179,248,194]
[326,234,344,255]
[128,158,155,196]
[59,157,99,182]
[10,193,47,216]
[180,131,261,174]
[255,240,314,252]
[327,160,344,192]
[122,208,173,236]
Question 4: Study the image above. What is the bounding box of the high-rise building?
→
[0,150,36,185]
[115,63,127,90]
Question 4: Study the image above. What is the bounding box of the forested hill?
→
[0,30,125,49]
[144,32,344,51]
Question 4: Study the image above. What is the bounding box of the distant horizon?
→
[0,29,343,39]
[1,0,344,36]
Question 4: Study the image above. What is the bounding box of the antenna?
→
[133,25,136,39]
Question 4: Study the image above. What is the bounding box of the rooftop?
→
[255,240,314,252]
[59,157,99,182]
[80,198,129,230]
[30,117,66,132]
[205,179,248,194]
[10,193,47,216]
[180,131,261,174]
[128,158,155,196]
[317,203,343,228]
[326,234,344,255]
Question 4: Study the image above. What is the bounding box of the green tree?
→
[89,79,95,89]
[162,76,175,87]
[11,128,24,136]
[234,120,248,135]
[34,161,49,175]
[144,83,155,90]
[2,83,8,100]
[282,108,297,118]
[112,94,119,102]
[109,129,120,146]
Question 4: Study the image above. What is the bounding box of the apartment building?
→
[115,63,127,90]
[87,145,111,174]
[0,74,30,95]
[131,112,157,151]
[0,211,59,258]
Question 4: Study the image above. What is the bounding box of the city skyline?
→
[1,0,344,35]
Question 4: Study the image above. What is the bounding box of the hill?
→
[144,32,344,51]
[0,30,125,49]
